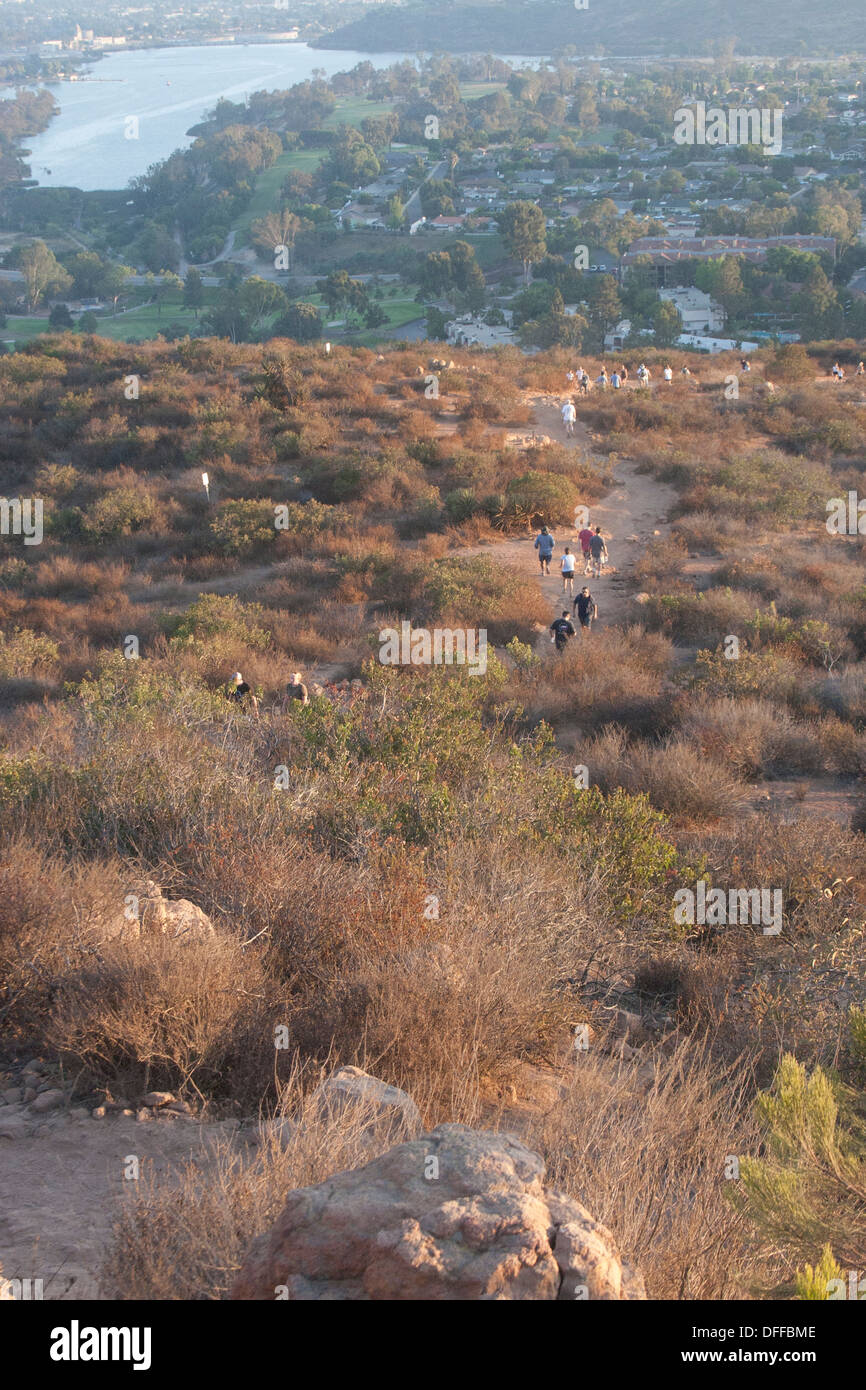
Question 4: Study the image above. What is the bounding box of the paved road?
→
[403,158,448,222]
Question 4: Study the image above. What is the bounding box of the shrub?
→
[82,486,156,538]
[732,1044,866,1283]
[444,487,478,523]
[582,726,750,820]
[165,594,271,651]
[209,499,277,557]
[502,470,578,527]
[0,626,59,679]
[50,933,273,1104]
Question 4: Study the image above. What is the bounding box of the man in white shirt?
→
[663,365,673,382]
[561,398,576,436]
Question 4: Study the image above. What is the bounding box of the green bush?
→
[82,486,155,538]
[165,594,271,650]
[732,1043,866,1283]
[209,498,277,557]
[444,487,478,523]
[0,626,60,679]
[503,470,577,526]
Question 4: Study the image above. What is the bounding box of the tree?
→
[324,127,380,186]
[131,221,180,274]
[385,193,405,230]
[419,251,454,297]
[64,251,129,302]
[11,240,72,311]
[498,201,547,284]
[520,292,587,350]
[587,274,623,339]
[419,179,456,218]
[426,305,448,340]
[317,269,369,323]
[183,268,204,317]
[281,168,315,205]
[363,303,387,329]
[250,210,306,270]
[793,264,841,340]
[652,299,683,347]
[659,169,686,194]
[155,272,183,316]
[202,297,251,343]
[272,301,323,344]
[449,240,486,312]
[202,279,287,343]
[237,277,288,334]
[694,256,746,323]
[48,302,74,330]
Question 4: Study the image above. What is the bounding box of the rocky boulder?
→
[106,882,216,944]
[231,1122,645,1301]
[308,1066,421,1143]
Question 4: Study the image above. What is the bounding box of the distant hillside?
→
[315,0,866,57]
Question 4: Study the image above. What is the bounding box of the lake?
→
[21,44,416,191]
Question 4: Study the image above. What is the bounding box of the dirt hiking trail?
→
[459,392,679,632]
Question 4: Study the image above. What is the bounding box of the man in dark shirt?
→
[589,528,607,578]
[573,587,598,630]
[228,671,259,717]
[550,611,576,652]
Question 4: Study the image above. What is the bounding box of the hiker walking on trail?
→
[550,610,576,652]
[228,671,259,718]
[589,527,608,578]
[610,370,622,389]
[534,524,555,575]
[282,671,309,711]
[857,361,865,377]
[620,364,629,384]
[561,547,576,595]
[578,523,595,574]
[573,586,598,631]
[663,365,673,383]
[561,397,576,437]
[596,368,609,390]
[578,368,590,395]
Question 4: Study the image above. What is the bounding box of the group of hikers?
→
[549,589,598,650]
[227,669,309,718]
[534,524,608,582]
[564,362,658,395]
[832,361,865,382]
[562,362,703,406]
[534,523,607,651]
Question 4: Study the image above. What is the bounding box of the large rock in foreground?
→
[232,1123,645,1301]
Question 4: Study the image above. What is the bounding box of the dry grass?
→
[581,726,751,820]
[4,332,866,1304]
